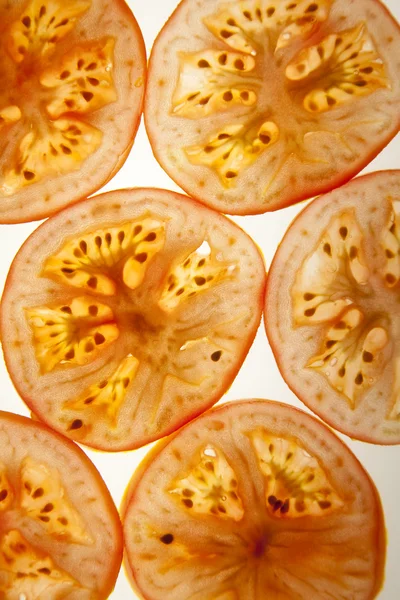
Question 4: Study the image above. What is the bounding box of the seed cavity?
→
[20,458,91,544]
[159,242,236,312]
[250,430,344,518]
[186,118,278,186]
[169,446,244,521]
[64,355,139,423]
[27,297,120,373]
[286,23,389,113]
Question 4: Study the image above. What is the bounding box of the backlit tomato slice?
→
[0,410,122,598]
[0,188,265,451]
[145,0,400,215]
[265,170,400,444]
[122,400,385,600]
[0,0,146,223]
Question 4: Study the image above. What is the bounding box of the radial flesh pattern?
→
[146,0,400,214]
[0,0,146,222]
[265,170,400,444]
[0,411,122,599]
[123,400,385,600]
[0,189,265,451]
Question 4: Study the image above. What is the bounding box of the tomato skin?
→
[0,0,147,224]
[145,0,400,215]
[1,187,265,451]
[265,170,400,445]
[122,399,386,600]
[0,410,123,599]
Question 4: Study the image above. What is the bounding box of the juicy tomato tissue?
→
[0,411,122,598]
[266,171,400,444]
[145,0,400,214]
[0,188,265,451]
[0,0,146,223]
[0,0,398,598]
[123,400,385,600]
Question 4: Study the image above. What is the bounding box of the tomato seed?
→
[32,488,44,499]
[23,170,35,181]
[362,351,373,363]
[355,373,363,385]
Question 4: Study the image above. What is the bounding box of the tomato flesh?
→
[0,411,122,599]
[145,0,400,214]
[123,400,385,600]
[0,0,146,223]
[0,188,265,451]
[265,170,400,444]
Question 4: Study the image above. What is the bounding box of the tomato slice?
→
[145,0,400,215]
[0,188,265,451]
[265,170,400,444]
[122,399,385,600]
[0,410,122,598]
[0,0,146,223]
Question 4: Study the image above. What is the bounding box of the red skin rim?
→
[121,399,386,600]
[0,409,123,599]
[264,170,400,446]
[1,188,266,452]
[144,0,400,216]
[0,0,147,225]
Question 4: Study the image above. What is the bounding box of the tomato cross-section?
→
[0,0,146,223]
[145,0,400,214]
[0,411,122,599]
[122,400,385,600]
[265,170,400,444]
[0,188,265,451]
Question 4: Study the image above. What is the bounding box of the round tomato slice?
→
[0,0,146,224]
[145,0,400,215]
[0,410,122,598]
[0,188,265,451]
[122,399,385,600]
[265,170,400,444]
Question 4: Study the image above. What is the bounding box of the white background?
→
[0,0,399,598]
